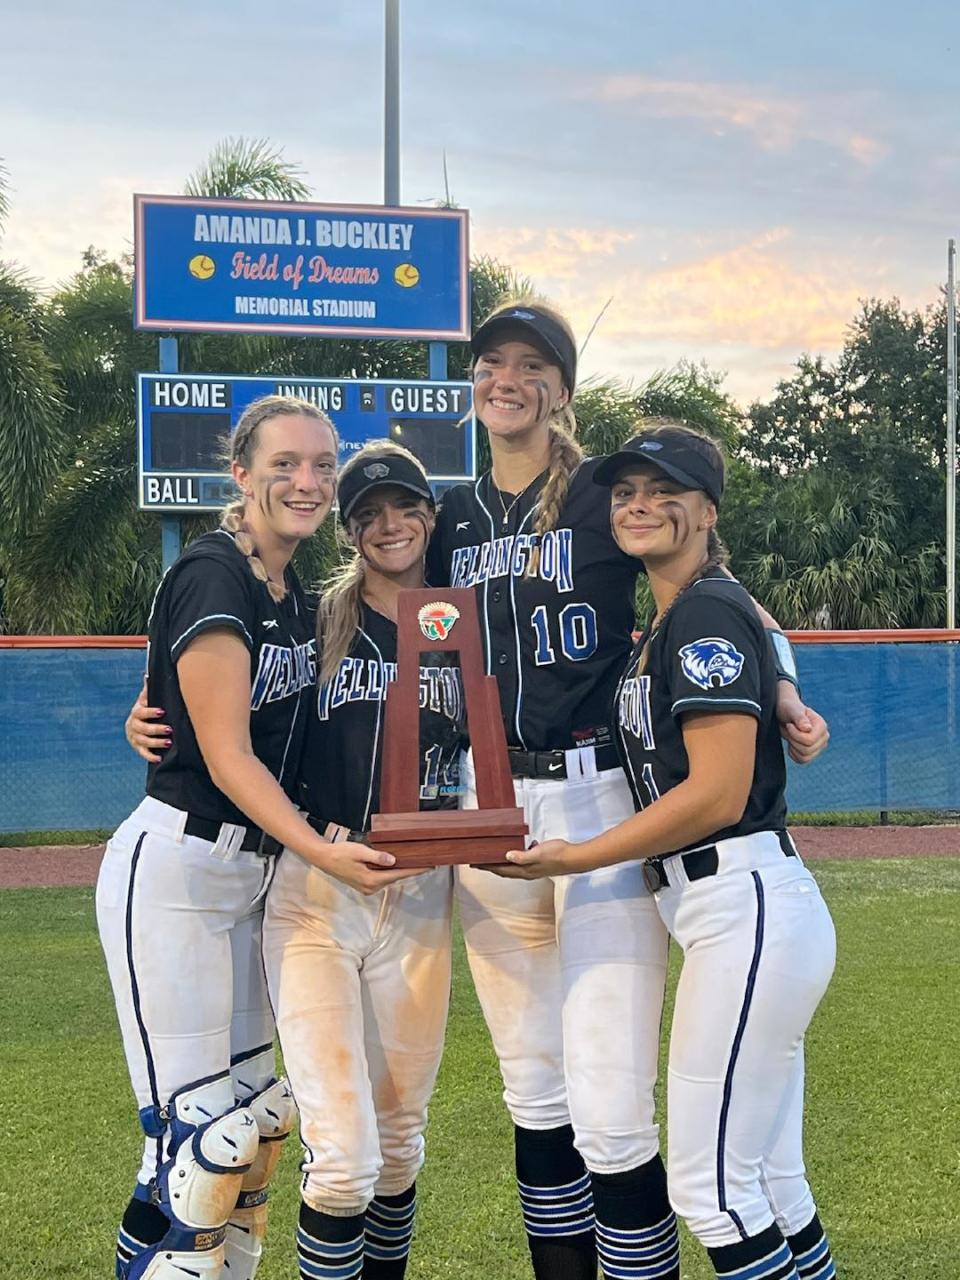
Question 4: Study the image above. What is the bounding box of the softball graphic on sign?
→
[394,262,420,288]
[188,254,216,280]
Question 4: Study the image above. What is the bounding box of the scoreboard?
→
[137,373,475,512]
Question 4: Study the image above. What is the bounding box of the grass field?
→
[2,858,958,1279]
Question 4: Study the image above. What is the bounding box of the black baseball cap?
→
[593,428,725,508]
[337,450,435,521]
[471,305,577,394]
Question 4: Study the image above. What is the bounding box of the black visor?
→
[471,305,577,394]
[338,452,435,521]
[593,429,724,508]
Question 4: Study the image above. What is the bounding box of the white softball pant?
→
[262,851,453,1214]
[653,832,836,1248]
[95,796,277,1184]
[457,754,670,1173]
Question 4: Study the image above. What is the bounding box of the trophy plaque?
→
[367,588,528,867]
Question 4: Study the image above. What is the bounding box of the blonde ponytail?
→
[474,293,584,577]
[219,394,337,603]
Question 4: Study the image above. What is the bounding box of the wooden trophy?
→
[367,588,527,867]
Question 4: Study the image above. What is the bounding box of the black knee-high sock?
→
[786,1213,836,1280]
[708,1222,799,1279]
[591,1156,679,1279]
[298,1202,365,1280]
[115,1192,168,1278]
[363,1184,417,1278]
[515,1123,597,1280]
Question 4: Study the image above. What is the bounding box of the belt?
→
[304,813,367,843]
[507,742,620,780]
[183,813,267,853]
[641,829,797,894]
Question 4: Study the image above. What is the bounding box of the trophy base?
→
[368,807,528,868]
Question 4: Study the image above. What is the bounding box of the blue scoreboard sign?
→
[137,374,475,512]
[134,195,470,341]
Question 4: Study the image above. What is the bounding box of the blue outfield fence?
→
[1,634,958,835]
[1,644,147,833]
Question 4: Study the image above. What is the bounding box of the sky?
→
[2,0,958,406]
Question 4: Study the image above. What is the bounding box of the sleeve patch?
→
[678,637,745,690]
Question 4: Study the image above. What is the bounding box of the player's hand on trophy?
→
[307,832,427,895]
[775,683,830,764]
[490,838,583,879]
[125,677,172,763]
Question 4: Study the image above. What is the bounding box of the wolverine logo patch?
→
[678,637,744,690]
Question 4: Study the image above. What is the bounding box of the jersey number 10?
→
[531,603,599,666]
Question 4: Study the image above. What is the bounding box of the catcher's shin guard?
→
[129,1074,260,1279]
[223,1076,298,1278]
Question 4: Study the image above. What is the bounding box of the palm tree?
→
[0,162,66,631]
[733,471,941,629]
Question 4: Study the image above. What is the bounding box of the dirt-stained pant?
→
[263,851,453,1213]
[457,754,670,1173]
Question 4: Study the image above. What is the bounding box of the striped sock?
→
[708,1223,800,1280]
[297,1202,365,1280]
[592,1156,679,1279]
[786,1214,836,1280]
[115,1191,168,1278]
[363,1184,417,1278]
[515,1124,597,1280]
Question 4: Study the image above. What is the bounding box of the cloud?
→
[592,74,886,164]
[473,223,637,281]
[593,227,878,352]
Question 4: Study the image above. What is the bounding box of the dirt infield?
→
[2,825,959,890]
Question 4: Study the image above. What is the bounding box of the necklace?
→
[494,476,536,527]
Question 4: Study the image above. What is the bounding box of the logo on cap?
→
[509,309,535,320]
[417,601,460,642]
[363,462,390,480]
[638,441,663,451]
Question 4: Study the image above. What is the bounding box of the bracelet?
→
[768,629,801,694]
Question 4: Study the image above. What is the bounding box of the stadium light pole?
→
[947,239,957,629]
[384,0,400,206]
[384,1,447,383]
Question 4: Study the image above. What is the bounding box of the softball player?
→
[262,442,462,1280]
[427,299,830,1280]
[100,398,410,1280]
[502,424,837,1280]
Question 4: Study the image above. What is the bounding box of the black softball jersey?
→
[145,530,315,823]
[614,570,787,849]
[426,458,640,752]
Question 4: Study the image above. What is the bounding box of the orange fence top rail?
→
[0,635,148,648]
[787,629,960,644]
[3,629,960,649]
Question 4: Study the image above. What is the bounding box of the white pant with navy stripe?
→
[95,796,277,1184]
[457,754,670,1172]
[653,832,836,1247]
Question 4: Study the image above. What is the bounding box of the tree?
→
[0,161,65,631]
[736,297,951,626]
[730,470,941,628]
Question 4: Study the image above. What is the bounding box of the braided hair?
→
[476,294,584,577]
[220,395,337,603]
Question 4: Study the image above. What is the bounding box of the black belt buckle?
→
[507,749,567,780]
[642,859,668,893]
